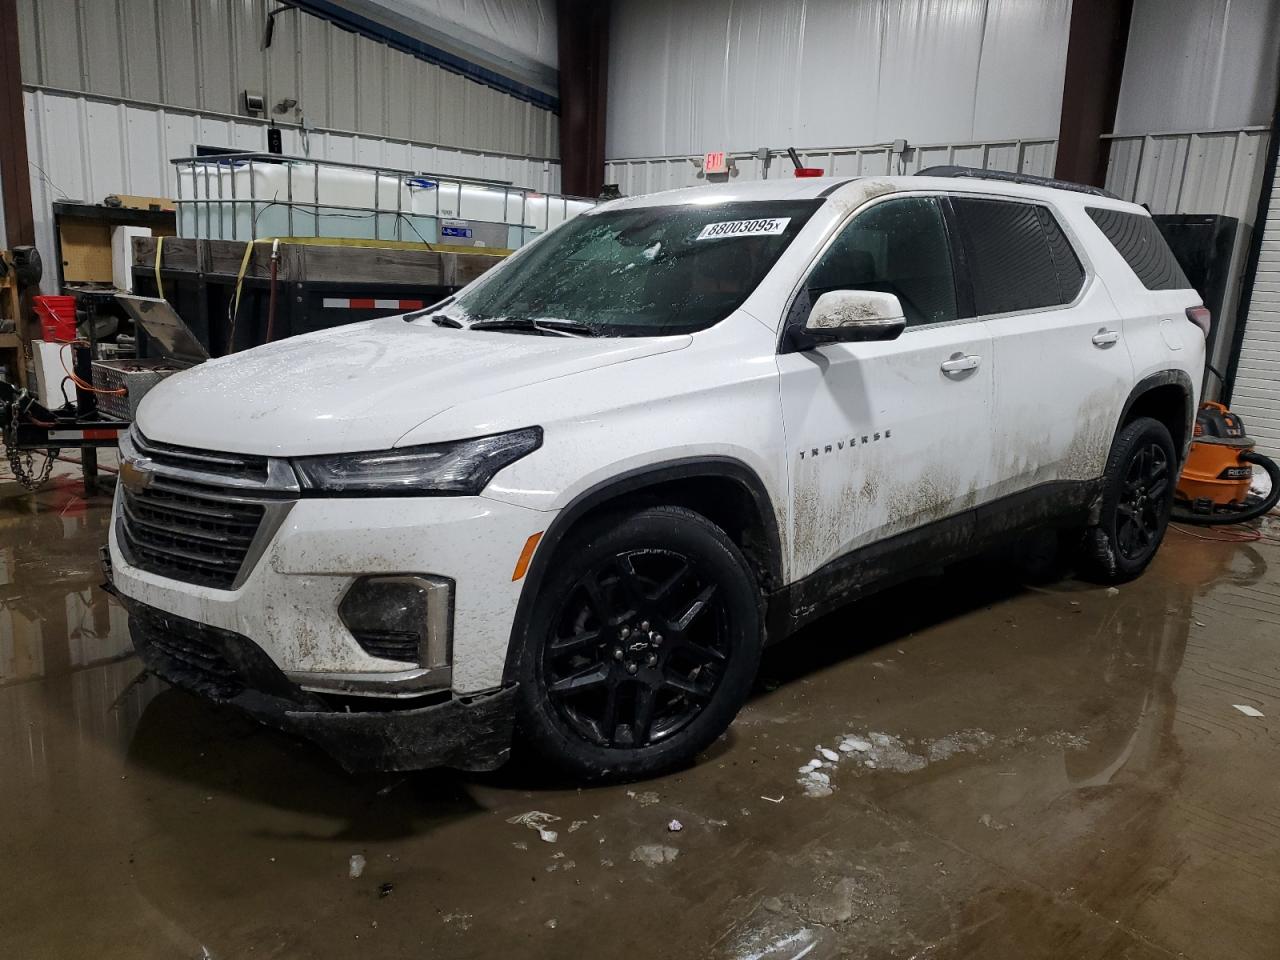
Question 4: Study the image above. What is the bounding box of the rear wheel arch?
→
[502,457,782,683]
[1115,371,1195,461]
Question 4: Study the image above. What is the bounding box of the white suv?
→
[106,170,1206,779]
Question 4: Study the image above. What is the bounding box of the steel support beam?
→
[0,0,34,248]
[556,0,609,198]
[1054,0,1134,187]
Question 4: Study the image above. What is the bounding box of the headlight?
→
[292,427,542,495]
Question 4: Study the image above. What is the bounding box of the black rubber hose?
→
[1172,450,1280,525]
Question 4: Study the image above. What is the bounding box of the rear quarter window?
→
[950,197,1085,315]
[1085,207,1191,291]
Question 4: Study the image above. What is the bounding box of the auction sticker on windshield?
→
[696,218,791,241]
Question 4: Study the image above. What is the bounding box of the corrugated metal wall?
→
[604,138,1059,197]
[1104,129,1271,224]
[606,0,1072,160]
[1114,0,1280,136]
[1104,127,1273,381]
[16,0,558,157]
[24,87,564,285]
[1231,161,1280,456]
[15,0,564,289]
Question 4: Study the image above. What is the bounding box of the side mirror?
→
[803,290,905,343]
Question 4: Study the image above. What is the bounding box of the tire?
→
[511,505,763,781]
[1081,416,1178,583]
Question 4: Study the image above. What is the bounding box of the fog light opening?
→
[338,575,453,667]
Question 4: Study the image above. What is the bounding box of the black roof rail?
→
[916,165,1119,199]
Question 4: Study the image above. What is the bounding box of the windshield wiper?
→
[468,317,601,338]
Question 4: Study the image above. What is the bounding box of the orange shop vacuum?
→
[1173,395,1280,526]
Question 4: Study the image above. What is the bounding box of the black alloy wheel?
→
[1083,416,1178,583]
[542,548,730,749]
[513,505,763,780]
[1114,440,1172,561]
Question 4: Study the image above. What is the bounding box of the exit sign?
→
[703,151,728,175]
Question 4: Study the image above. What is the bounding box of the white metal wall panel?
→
[23,88,563,292]
[1114,0,1280,136]
[363,0,558,69]
[16,0,559,159]
[606,0,1071,159]
[1232,164,1280,457]
[603,138,1058,199]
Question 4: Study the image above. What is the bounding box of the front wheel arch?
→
[501,457,781,685]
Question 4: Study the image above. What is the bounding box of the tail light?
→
[793,167,825,178]
[1186,305,1211,337]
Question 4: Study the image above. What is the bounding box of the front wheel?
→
[512,505,763,781]
[1081,416,1178,583]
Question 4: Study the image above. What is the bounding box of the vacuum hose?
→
[1172,450,1280,525]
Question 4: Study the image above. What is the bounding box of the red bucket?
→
[34,295,78,341]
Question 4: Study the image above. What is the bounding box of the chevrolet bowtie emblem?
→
[120,455,155,493]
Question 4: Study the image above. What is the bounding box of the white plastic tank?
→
[176,157,595,246]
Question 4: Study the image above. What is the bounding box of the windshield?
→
[448,199,822,336]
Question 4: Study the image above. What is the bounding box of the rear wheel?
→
[512,505,762,781]
[1081,417,1177,583]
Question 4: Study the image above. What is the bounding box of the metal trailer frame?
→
[2,342,126,496]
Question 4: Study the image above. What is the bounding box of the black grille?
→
[130,605,245,698]
[118,476,266,589]
[126,601,306,704]
[350,630,420,663]
[131,429,269,483]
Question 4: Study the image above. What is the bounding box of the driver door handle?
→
[940,354,981,374]
[1092,328,1120,347]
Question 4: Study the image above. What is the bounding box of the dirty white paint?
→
[109,484,546,690]
[805,290,903,331]
[778,310,993,576]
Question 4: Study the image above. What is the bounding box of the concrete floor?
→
[3,466,1280,960]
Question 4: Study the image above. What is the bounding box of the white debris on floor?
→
[1233,704,1265,717]
[797,766,832,798]
[348,854,366,879]
[630,844,679,867]
[928,729,996,762]
[1250,464,1273,499]
[506,810,560,843]
[794,726,1086,798]
[732,926,819,960]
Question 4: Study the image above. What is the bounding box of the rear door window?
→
[1085,207,1191,291]
[799,196,958,328]
[950,197,1085,315]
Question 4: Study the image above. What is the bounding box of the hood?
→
[135,317,690,455]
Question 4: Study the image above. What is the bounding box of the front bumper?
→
[116,589,517,773]
[108,489,548,693]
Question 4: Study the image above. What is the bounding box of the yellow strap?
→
[153,235,165,300]
[230,239,256,335]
